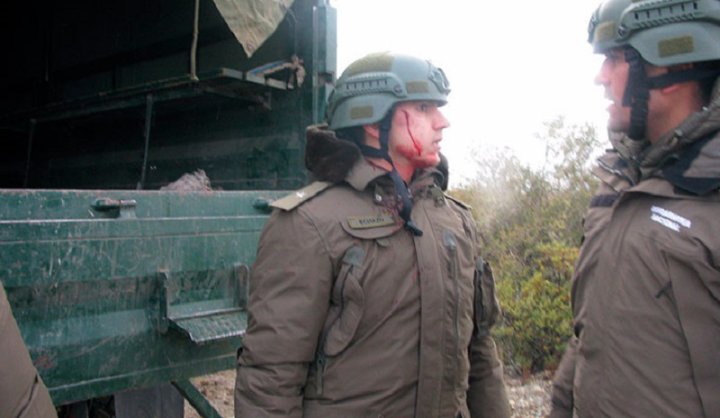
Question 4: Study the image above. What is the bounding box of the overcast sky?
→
[331,0,609,185]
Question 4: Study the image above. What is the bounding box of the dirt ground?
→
[184,370,552,418]
[184,370,235,418]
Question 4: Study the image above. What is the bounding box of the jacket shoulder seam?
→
[445,194,471,210]
[270,181,334,211]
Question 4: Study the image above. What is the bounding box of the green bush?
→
[449,117,601,375]
[494,243,575,375]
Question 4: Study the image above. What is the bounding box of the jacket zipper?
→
[313,263,352,396]
[314,352,326,395]
[446,235,461,389]
[597,157,636,187]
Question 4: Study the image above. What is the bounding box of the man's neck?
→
[364,157,414,183]
[647,86,705,143]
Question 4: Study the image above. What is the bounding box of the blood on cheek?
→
[398,110,423,156]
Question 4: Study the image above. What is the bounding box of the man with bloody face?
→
[234,52,511,418]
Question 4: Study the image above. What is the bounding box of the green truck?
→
[0,0,336,416]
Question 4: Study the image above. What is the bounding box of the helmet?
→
[588,0,720,66]
[588,0,720,139]
[325,52,450,237]
[327,52,450,130]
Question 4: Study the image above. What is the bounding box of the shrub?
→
[494,243,575,375]
[449,116,601,375]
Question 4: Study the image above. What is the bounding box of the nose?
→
[594,58,610,86]
[434,108,451,130]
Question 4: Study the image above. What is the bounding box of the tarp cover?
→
[212,0,296,58]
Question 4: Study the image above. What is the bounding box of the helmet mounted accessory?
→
[326,52,451,236]
[588,0,720,140]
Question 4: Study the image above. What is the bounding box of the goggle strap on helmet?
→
[623,48,650,140]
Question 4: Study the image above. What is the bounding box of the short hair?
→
[694,60,720,104]
[335,126,365,147]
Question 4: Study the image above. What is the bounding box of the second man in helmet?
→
[551,0,720,416]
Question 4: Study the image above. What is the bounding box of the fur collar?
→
[304,123,448,190]
[305,124,362,183]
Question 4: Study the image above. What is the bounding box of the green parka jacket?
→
[551,89,720,417]
[235,126,510,418]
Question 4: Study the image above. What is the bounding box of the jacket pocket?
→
[444,230,473,342]
[324,244,366,356]
[308,245,366,397]
[474,257,500,332]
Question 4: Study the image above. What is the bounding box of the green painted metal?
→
[0,0,337,413]
[0,189,284,406]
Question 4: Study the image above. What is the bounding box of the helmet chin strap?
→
[357,110,423,236]
[622,48,650,140]
[622,48,720,140]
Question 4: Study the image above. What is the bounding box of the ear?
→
[659,83,681,94]
[660,63,695,94]
[363,124,380,141]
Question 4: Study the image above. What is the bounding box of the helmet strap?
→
[358,109,423,236]
[646,68,720,90]
[621,48,720,140]
[622,48,650,140]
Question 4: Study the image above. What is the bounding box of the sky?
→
[330,0,609,185]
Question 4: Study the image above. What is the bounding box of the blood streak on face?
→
[387,101,449,180]
[402,110,423,156]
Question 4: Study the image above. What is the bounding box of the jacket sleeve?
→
[234,209,334,418]
[665,250,720,418]
[466,256,510,417]
[456,206,510,418]
[467,331,511,418]
[1,282,57,418]
[549,336,577,418]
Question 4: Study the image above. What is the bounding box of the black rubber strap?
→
[647,68,720,90]
[375,109,423,236]
[623,48,650,140]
